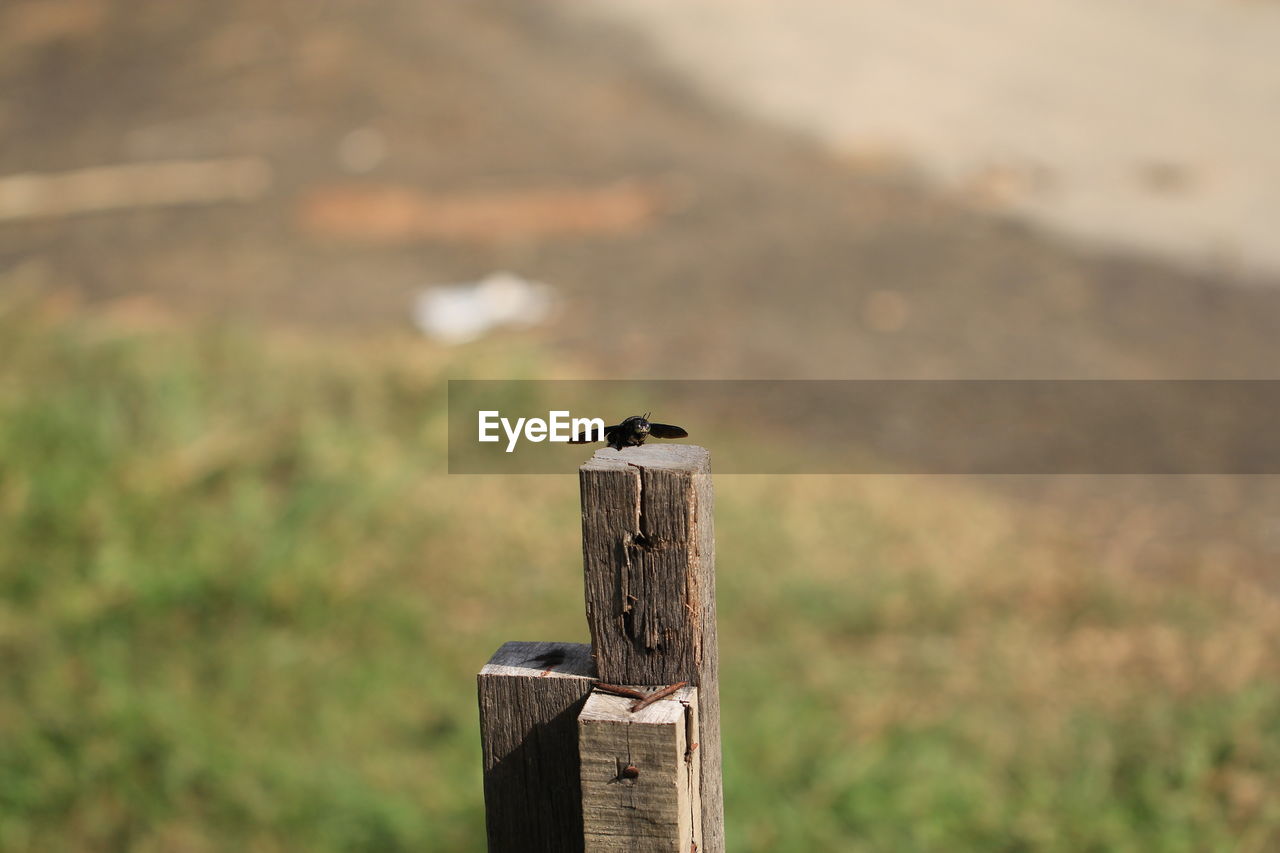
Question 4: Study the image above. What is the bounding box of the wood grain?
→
[580,444,723,852]
[478,641,597,852]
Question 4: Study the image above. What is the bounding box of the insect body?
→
[570,413,688,451]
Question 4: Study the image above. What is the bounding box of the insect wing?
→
[648,423,688,439]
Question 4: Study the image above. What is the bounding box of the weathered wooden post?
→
[477,444,723,852]
[579,445,723,852]
[477,641,596,852]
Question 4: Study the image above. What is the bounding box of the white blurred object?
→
[413,272,556,344]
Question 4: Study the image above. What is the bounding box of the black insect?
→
[570,413,688,451]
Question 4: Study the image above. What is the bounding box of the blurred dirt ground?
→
[4,0,1280,380]
[3,0,1280,580]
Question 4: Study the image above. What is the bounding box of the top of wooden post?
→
[478,640,596,681]
[580,444,710,473]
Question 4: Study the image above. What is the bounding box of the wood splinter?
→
[593,682,648,700]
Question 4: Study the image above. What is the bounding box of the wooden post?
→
[478,641,597,852]
[580,445,724,852]
[578,686,702,852]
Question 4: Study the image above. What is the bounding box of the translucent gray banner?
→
[448,380,1280,474]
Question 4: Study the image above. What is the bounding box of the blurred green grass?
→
[1,297,1277,852]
